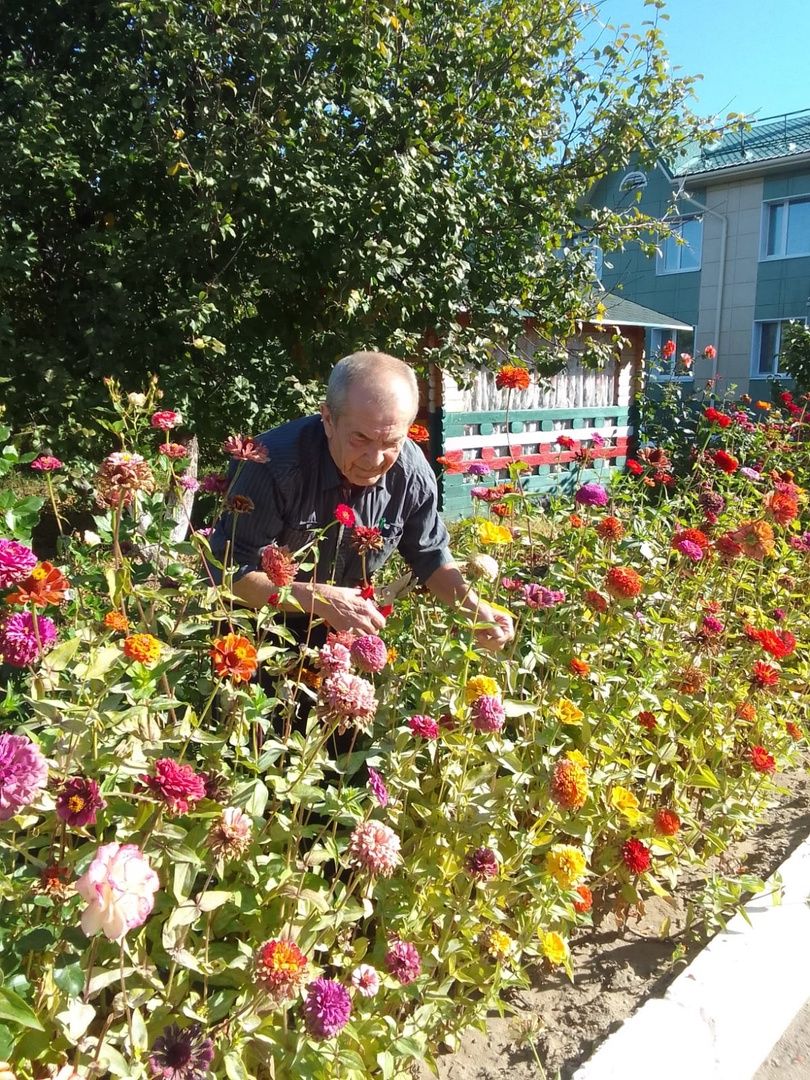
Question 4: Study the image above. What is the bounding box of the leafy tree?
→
[0,0,707,451]
[779,321,810,394]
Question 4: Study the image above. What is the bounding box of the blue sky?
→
[599,0,808,123]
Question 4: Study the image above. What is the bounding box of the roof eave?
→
[676,149,810,184]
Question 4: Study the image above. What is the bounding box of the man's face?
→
[321,383,414,487]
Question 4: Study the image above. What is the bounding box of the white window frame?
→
[760,194,810,261]
[750,317,808,378]
[648,327,695,382]
[655,216,703,276]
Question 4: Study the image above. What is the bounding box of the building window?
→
[752,318,807,376]
[648,328,695,380]
[762,196,810,259]
[656,217,702,274]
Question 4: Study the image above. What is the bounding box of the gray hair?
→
[326,351,419,419]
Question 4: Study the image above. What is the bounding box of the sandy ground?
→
[754,997,810,1079]
[428,763,810,1080]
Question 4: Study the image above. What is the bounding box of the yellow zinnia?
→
[484,928,515,962]
[610,785,642,824]
[555,698,584,725]
[464,675,500,703]
[566,749,589,770]
[540,930,568,966]
[478,520,513,545]
[545,844,587,888]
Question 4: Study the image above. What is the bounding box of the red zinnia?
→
[605,566,643,600]
[764,490,799,526]
[621,838,651,875]
[786,722,802,741]
[654,808,681,836]
[661,340,676,359]
[753,628,796,660]
[495,365,531,391]
[583,589,609,613]
[750,745,776,774]
[261,545,298,586]
[141,758,207,814]
[408,423,430,444]
[638,710,657,730]
[335,503,356,527]
[596,516,625,542]
[573,884,593,914]
[569,657,590,677]
[703,345,717,360]
[352,526,384,554]
[712,449,738,474]
[569,513,585,529]
[751,661,780,689]
[55,776,106,827]
[626,459,644,475]
[735,702,756,722]
[254,939,308,1001]
[716,533,743,560]
[672,527,710,552]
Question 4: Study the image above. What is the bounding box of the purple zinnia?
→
[0,539,38,589]
[470,486,490,501]
[148,1023,214,1079]
[178,474,200,493]
[574,482,609,507]
[0,732,48,820]
[773,608,786,622]
[466,846,499,881]
[522,584,565,609]
[470,695,506,734]
[0,611,57,667]
[200,473,229,495]
[408,714,439,740]
[590,432,606,448]
[739,467,763,482]
[350,634,388,674]
[674,538,703,562]
[56,776,106,827]
[466,461,491,477]
[702,614,724,636]
[699,489,725,515]
[385,939,421,984]
[367,767,389,807]
[302,978,352,1039]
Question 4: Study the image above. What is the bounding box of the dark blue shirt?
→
[208,414,452,588]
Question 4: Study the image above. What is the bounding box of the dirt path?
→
[430,763,810,1080]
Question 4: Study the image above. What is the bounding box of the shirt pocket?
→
[279,517,317,558]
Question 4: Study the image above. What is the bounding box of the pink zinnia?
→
[522,584,565,608]
[385,939,421,984]
[574,482,609,507]
[466,846,499,881]
[200,473,229,494]
[319,640,352,674]
[0,539,38,589]
[158,442,188,460]
[408,714,439,740]
[222,434,269,463]
[0,732,48,820]
[674,538,704,561]
[348,820,401,876]
[351,964,380,997]
[702,614,724,636]
[141,758,206,815]
[150,409,182,431]
[30,455,63,471]
[56,776,106,827]
[319,672,378,729]
[350,634,388,673]
[303,978,352,1039]
[471,695,505,733]
[0,611,57,667]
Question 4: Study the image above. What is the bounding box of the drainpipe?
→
[672,183,728,384]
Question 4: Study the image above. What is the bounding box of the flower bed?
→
[0,378,808,1079]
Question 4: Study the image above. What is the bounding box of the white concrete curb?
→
[572,832,810,1080]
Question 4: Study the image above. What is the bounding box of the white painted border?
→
[573,831,810,1080]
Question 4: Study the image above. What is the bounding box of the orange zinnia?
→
[5,561,70,607]
[122,633,162,665]
[408,423,430,444]
[730,520,775,560]
[210,633,258,683]
[495,365,531,391]
[103,611,129,633]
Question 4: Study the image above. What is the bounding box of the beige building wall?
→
[693,177,763,393]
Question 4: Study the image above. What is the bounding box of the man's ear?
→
[320,402,334,437]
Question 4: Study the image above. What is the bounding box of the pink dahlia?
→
[348,820,401,877]
[471,695,506,733]
[0,732,48,820]
[385,939,421,984]
[0,539,38,589]
[408,714,439,740]
[0,611,57,667]
[303,978,352,1039]
[319,672,378,730]
[30,455,64,471]
[141,758,206,815]
[350,634,388,673]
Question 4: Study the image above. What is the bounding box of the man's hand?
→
[309,583,387,636]
[473,601,515,653]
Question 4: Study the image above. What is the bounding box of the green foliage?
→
[0,0,708,452]
[778,321,810,392]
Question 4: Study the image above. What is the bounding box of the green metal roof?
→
[592,292,691,331]
[674,109,810,177]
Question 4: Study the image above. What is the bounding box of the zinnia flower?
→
[103,610,129,633]
[150,409,182,431]
[751,628,796,660]
[573,884,593,914]
[158,442,189,460]
[319,671,378,730]
[0,611,57,667]
[207,807,252,859]
[260,544,298,586]
[210,633,258,683]
[466,846,499,881]
[319,640,352,674]
[545,845,587,888]
[222,434,268,462]
[483,927,515,962]
[0,539,38,588]
[226,494,254,514]
[464,675,500,703]
[540,931,568,966]
[408,714,439,739]
[674,538,704,561]
[550,759,588,810]
[569,657,590,677]
[367,767,389,807]
[350,634,388,673]
[335,503,356,527]
[703,344,717,359]
[352,525,384,554]
[605,566,643,600]
[596,516,624,542]
[5,561,70,607]
[699,489,725,516]
[764,490,799,525]
[478,520,513,545]
[575,482,609,507]
[56,777,106,828]
[610,786,641,824]
[385,939,421,984]
[141,759,206,815]
[200,473,229,495]
[712,449,739,474]
[661,339,676,359]
[303,978,352,1039]
[466,461,491,477]
[408,423,430,443]
[254,939,308,1001]
[31,455,63,471]
[123,633,162,665]
[471,695,505,733]
[95,451,154,507]
[0,732,48,820]
[638,710,657,730]
[75,843,159,941]
[351,964,380,997]
[495,365,530,391]
[750,745,776,773]
[621,838,651,875]
[554,697,584,725]
[348,820,401,876]
[654,808,681,836]
[702,614,724,636]
[147,1023,213,1080]
[583,589,609,613]
[751,661,780,689]
[522,584,565,608]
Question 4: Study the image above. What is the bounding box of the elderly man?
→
[209,351,514,651]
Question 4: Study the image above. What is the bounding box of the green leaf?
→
[0,987,44,1031]
[224,1052,250,1080]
